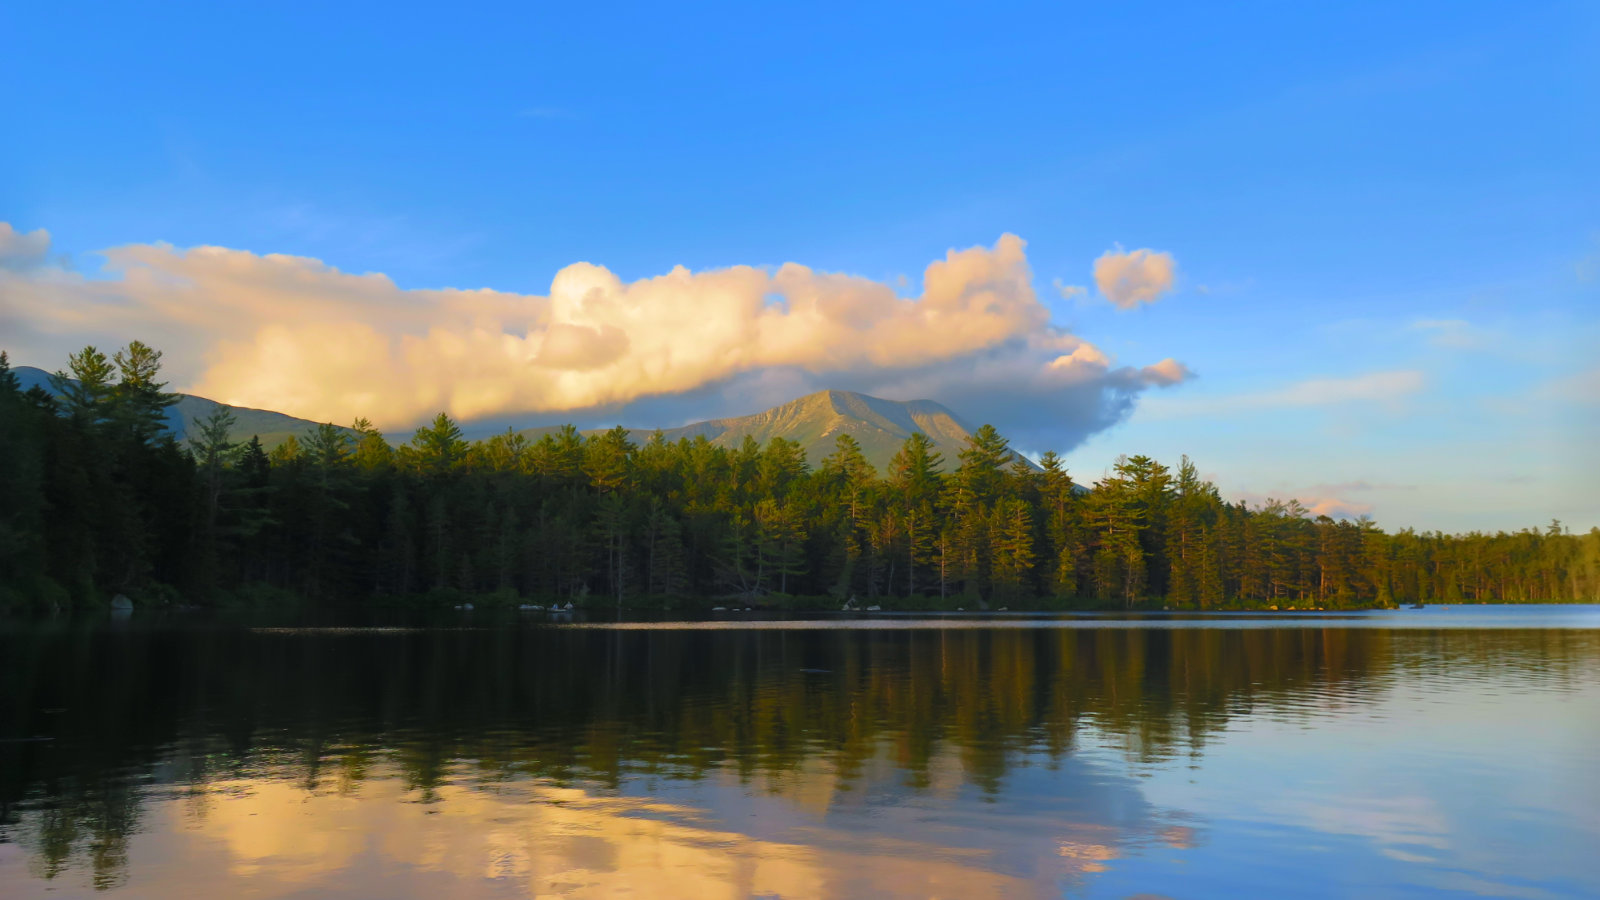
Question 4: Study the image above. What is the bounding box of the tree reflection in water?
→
[0,620,1594,897]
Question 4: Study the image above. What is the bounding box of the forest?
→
[2,344,1596,612]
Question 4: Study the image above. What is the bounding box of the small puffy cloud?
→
[0,223,51,270]
[1052,279,1088,302]
[0,224,1189,450]
[1049,343,1110,372]
[1139,358,1191,387]
[1303,496,1374,518]
[1093,246,1177,309]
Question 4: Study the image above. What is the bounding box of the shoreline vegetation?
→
[3,344,1597,615]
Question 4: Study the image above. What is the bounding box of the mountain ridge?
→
[619,389,987,474]
[15,366,1008,472]
[13,365,356,448]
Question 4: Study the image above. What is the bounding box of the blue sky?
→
[2,1,1596,532]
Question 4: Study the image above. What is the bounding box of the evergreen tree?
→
[8,339,1599,613]
[51,346,117,428]
[188,406,239,590]
[407,413,467,475]
[109,341,178,445]
[350,417,395,471]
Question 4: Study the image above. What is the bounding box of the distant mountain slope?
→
[16,366,1015,472]
[14,365,346,449]
[652,389,984,474]
[519,389,1018,475]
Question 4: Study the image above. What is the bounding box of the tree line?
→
[2,344,1596,611]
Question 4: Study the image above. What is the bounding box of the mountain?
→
[520,389,1007,475]
[13,366,345,449]
[15,366,1006,473]
[653,389,987,474]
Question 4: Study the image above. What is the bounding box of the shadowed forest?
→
[2,345,1596,612]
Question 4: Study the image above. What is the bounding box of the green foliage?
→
[406,412,468,475]
[4,341,1598,611]
[52,346,117,427]
[109,341,179,445]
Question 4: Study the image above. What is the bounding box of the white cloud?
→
[1052,279,1088,302]
[0,223,50,270]
[0,225,1190,445]
[1140,370,1424,420]
[1093,246,1177,309]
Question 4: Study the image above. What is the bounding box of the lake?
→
[2,607,1597,898]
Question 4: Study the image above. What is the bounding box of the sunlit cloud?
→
[20,757,1146,899]
[1303,496,1374,518]
[1139,358,1191,387]
[1230,488,1373,519]
[1228,481,1417,520]
[1093,246,1177,309]
[0,224,1191,444]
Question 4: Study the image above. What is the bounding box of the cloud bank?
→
[0,225,1190,447]
[1094,247,1177,309]
[0,223,51,270]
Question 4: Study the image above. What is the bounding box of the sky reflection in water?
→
[1,608,1597,899]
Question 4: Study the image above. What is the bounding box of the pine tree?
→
[890,433,943,505]
[407,413,467,475]
[109,341,177,445]
[758,437,809,500]
[595,490,633,605]
[644,497,688,599]
[270,434,304,466]
[239,436,270,487]
[52,346,117,428]
[756,499,808,594]
[989,499,1036,603]
[188,406,239,590]
[305,423,352,469]
[955,424,1009,507]
[350,417,395,471]
[585,426,636,493]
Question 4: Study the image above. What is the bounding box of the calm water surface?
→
[2,606,1597,899]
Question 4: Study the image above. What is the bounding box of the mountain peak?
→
[623,389,981,472]
[17,363,1012,473]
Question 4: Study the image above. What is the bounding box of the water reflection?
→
[1,615,1597,898]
